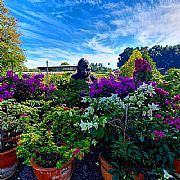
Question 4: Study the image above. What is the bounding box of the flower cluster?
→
[0,70,56,101]
[155,87,169,96]
[89,76,136,98]
[80,82,180,177]
[134,58,152,72]
[133,58,152,83]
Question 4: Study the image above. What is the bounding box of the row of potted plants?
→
[0,98,92,179]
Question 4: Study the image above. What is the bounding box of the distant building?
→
[37,65,77,73]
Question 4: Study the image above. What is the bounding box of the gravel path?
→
[9,151,103,180]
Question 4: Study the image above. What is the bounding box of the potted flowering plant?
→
[80,83,180,179]
[0,98,36,179]
[16,106,92,180]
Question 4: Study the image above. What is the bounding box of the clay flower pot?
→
[31,157,75,180]
[99,153,113,180]
[99,153,144,180]
[0,147,18,179]
[134,173,144,180]
[174,159,180,174]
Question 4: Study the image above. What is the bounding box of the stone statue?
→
[72,58,97,82]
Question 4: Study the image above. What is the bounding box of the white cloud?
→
[108,0,180,46]
[83,37,114,53]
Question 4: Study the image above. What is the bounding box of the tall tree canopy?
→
[119,49,142,77]
[0,0,25,75]
[61,62,70,65]
[117,45,180,73]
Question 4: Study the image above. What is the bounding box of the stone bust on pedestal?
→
[71,58,97,82]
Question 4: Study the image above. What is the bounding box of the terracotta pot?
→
[0,147,18,179]
[174,159,180,173]
[99,153,144,180]
[99,153,113,180]
[134,173,144,180]
[31,157,75,180]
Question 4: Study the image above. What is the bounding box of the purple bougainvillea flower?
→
[73,147,80,155]
[13,74,19,82]
[154,130,165,138]
[174,94,180,101]
[22,74,30,79]
[156,114,162,118]
[6,70,14,78]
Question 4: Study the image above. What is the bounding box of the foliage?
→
[49,72,71,88]
[80,83,180,178]
[141,49,162,81]
[0,98,37,152]
[61,62,70,65]
[119,49,142,77]
[0,0,25,75]
[158,68,180,97]
[0,70,56,102]
[117,45,180,72]
[92,72,109,79]
[90,63,111,73]
[16,106,92,168]
[50,78,89,108]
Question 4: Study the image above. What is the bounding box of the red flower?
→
[64,107,70,111]
[18,135,21,139]
[73,147,80,155]
[0,98,3,102]
[80,153,84,158]
[47,129,52,133]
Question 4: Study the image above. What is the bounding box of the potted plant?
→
[16,106,92,180]
[0,98,36,179]
[80,83,180,179]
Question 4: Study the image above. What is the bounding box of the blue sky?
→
[4,0,180,69]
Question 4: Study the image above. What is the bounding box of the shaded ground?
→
[10,151,103,180]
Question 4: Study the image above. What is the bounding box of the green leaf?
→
[140,136,144,142]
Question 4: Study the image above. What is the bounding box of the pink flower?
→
[73,147,80,155]
[154,130,165,138]
[174,94,180,101]
[155,137,160,141]
[155,88,169,96]
[80,108,85,111]
[20,114,28,117]
[156,114,162,118]
[0,98,3,102]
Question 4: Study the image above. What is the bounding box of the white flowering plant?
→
[79,83,180,178]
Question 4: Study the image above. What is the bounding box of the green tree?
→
[61,62,69,65]
[119,49,142,77]
[0,0,25,75]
